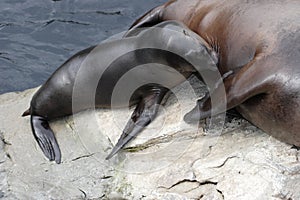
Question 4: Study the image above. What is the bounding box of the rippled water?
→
[0,0,166,94]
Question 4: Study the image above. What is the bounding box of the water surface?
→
[0,0,166,94]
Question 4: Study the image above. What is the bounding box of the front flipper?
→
[31,116,61,164]
[106,86,169,159]
[184,56,271,122]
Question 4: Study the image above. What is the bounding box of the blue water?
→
[0,0,166,94]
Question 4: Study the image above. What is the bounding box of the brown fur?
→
[130,0,300,146]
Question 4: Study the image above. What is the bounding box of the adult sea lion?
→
[128,0,300,146]
[22,21,219,163]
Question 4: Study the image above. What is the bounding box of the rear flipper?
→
[31,116,61,164]
[106,86,169,159]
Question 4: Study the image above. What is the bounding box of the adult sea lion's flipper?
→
[106,86,169,159]
[129,5,164,29]
[124,5,164,37]
[31,116,61,164]
[184,56,271,122]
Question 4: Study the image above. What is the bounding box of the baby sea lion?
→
[22,21,218,163]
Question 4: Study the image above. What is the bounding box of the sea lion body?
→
[130,0,300,145]
[24,21,218,163]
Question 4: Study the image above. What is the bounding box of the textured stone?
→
[0,80,300,199]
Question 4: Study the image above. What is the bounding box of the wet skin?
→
[129,0,300,146]
[23,21,218,163]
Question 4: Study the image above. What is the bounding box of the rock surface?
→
[0,80,300,199]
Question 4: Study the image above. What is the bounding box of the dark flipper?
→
[106,86,169,159]
[31,116,61,164]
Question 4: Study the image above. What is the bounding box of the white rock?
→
[0,80,300,199]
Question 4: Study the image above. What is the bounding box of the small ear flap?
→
[30,116,61,164]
